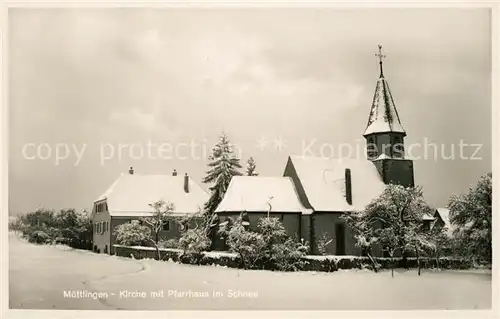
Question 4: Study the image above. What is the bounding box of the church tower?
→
[363,45,414,187]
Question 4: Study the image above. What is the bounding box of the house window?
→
[162,221,170,231]
[96,202,107,213]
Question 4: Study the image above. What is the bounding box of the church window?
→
[367,137,377,159]
[393,136,404,157]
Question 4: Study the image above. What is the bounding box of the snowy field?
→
[9,232,491,310]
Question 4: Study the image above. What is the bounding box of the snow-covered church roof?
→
[215,176,310,214]
[285,156,386,212]
[363,64,406,136]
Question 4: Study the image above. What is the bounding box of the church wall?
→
[311,213,360,256]
[301,214,310,244]
[217,212,301,241]
[373,159,414,187]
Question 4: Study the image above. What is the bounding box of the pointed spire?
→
[363,46,406,137]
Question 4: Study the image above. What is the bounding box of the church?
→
[214,46,415,255]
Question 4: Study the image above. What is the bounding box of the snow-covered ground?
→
[9,232,492,310]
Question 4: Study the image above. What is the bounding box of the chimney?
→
[172,169,178,176]
[128,167,134,175]
[345,168,352,205]
[184,173,189,193]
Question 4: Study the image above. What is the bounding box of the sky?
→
[8,8,492,214]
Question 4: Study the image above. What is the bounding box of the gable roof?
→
[285,156,386,212]
[435,208,453,236]
[422,213,435,221]
[215,176,311,214]
[94,174,208,217]
[363,75,406,136]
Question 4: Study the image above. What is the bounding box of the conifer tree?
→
[246,157,258,176]
[203,132,242,215]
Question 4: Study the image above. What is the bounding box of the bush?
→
[28,230,51,244]
[226,222,266,269]
[114,221,152,246]
[159,238,180,249]
[178,228,210,264]
[258,217,307,271]
[269,238,308,271]
[258,217,287,248]
[221,215,307,271]
[317,232,333,256]
[10,208,93,250]
[113,245,474,272]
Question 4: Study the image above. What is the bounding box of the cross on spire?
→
[375,44,386,77]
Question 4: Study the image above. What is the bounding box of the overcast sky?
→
[8,8,491,214]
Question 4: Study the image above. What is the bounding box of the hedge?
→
[113,245,473,272]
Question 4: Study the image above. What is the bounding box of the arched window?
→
[393,135,404,158]
[366,136,377,159]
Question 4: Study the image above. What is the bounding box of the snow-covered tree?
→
[203,132,242,214]
[113,200,173,258]
[245,157,258,176]
[448,172,492,264]
[114,220,151,247]
[219,213,308,271]
[115,200,177,260]
[223,216,266,269]
[258,217,308,271]
[178,218,211,264]
[342,184,434,276]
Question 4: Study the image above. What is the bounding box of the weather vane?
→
[375,45,386,77]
